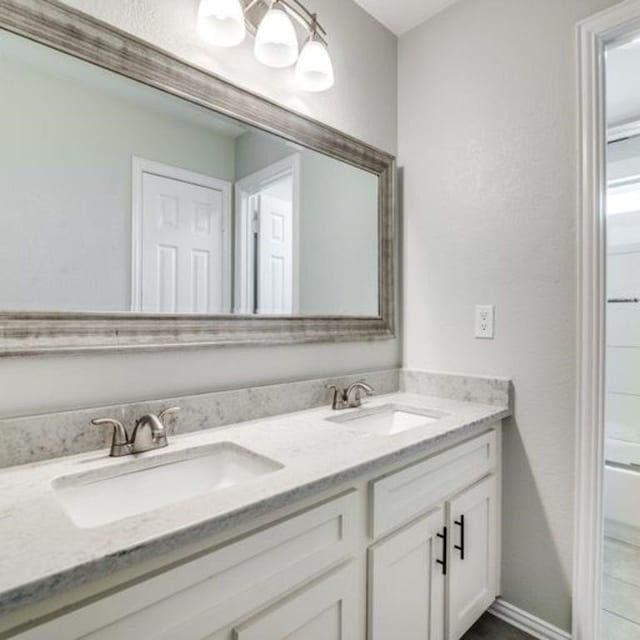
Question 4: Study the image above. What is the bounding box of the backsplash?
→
[0,370,400,469]
[400,370,512,408]
[0,369,512,469]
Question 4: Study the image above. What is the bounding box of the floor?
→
[460,537,640,640]
[602,536,640,639]
[462,614,534,639]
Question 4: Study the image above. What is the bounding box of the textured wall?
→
[399,0,618,630]
[0,0,399,417]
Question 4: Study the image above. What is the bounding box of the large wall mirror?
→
[0,0,395,355]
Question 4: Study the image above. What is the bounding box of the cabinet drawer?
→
[233,561,357,640]
[370,431,497,538]
[14,491,357,640]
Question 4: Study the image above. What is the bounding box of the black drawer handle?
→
[436,526,448,575]
[454,514,465,560]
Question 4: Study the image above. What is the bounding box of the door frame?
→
[131,157,232,312]
[575,3,640,638]
[234,154,301,314]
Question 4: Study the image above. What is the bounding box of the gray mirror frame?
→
[0,0,396,356]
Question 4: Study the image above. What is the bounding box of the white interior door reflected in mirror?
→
[132,159,232,314]
[257,187,294,315]
[235,155,299,315]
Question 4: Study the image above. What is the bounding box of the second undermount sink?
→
[52,442,283,528]
[326,403,448,436]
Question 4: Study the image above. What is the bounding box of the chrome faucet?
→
[92,407,180,457]
[326,381,375,410]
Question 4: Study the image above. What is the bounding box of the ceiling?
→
[607,38,640,128]
[353,0,461,36]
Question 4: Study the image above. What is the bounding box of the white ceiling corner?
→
[352,0,462,36]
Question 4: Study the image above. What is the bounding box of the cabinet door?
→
[233,561,357,640]
[368,507,446,640]
[447,475,498,640]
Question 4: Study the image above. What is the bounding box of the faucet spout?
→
[130,414,168,450]
[137,414,165,439]
[345,381,375,408]
[326,381,375,410]
[90,407,179,457]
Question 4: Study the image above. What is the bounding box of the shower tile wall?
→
[607,211,640,447]
[604,145,640,639]
[607,137,640,448]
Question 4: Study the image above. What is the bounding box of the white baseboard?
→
[488,598,572,640]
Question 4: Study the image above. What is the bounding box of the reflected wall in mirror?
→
[0,29,379,317]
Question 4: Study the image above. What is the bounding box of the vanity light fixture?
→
[197,0,334,91]
[197,0,246,47]
[295,17,334,92]
[254,1,299,67]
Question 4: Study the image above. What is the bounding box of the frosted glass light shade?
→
[254,7,299,68]
[197,0,246,48]
[295,39,334,91]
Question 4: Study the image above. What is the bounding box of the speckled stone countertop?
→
[0,391,510,616]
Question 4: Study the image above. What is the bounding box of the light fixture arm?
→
[283,0,327,36]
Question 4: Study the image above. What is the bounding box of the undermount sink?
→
[326,403,448,436]
[52,442,283,528]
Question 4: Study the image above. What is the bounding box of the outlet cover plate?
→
[475,305,495,339]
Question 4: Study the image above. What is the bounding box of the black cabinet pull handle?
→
[454,514,465,560]
[436,526,448,575]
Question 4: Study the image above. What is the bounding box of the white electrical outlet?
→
[475,305,495,339]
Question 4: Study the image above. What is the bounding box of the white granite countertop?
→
[0,392,510,615]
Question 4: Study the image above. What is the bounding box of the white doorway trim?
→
[131,157,232,312]
[234,154,301,314]
[575,3,640,639]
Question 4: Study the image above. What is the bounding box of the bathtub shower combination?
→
[604,192,640,545]
[604,439,640,542]
[602,180,640,638]
[602,437,640,638]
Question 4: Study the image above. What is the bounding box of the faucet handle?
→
[158,406,180,421]
[326,384,346,410]
[91,418,129,446]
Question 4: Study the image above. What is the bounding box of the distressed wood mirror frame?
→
[0,0,396,356]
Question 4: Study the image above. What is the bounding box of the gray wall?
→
[235,130,294,179]
[235,131,379,316]
[399,0,618,630]
[0,0,399,417]
[297,151,378,315]
[0,33,235,311]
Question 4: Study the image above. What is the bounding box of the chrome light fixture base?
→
[197,0,334,91]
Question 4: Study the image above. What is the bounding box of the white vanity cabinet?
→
[9,428,501,640]
[12,493,359,640]
[367,430,500,640]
